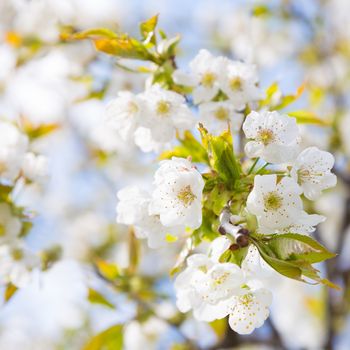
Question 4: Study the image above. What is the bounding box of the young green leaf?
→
[83,325,123,350]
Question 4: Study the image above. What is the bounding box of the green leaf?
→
[95,259,120,281]
[88,288,115,309]
[4,283,18,303]
[63,28,118,40]
[83,325,123,350]
[260,82,279,107]
[199,124,241,185]
[0,184,12,201]
[268,233,337,264]
[159,131,208,163]
[287,110,330,126]
[93,35,152,61]
[252,236,340,289]
[140,14,158,45]
[253,240,303,280]
[209,318,227,341]
[274,83,306,110]
[219,247,248,267]
[128,229,140,274]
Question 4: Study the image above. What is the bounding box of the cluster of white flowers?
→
[106,85,195,153]
[243,110,337,235]
[174,49,261,135]
[0,120,49,184]
[175,237,274,334]
[116,157,204,248]
[0,120,49,287]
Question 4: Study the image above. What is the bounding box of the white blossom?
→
[247,175,324,234]
[105,91,143,142]
[174,254,244,322]
[22,153,49,182]
[219,61,262,109]
[0,121,28,183]
[198,101,243,134]
[0,242,39,288]
[227,287,272,334]
[149,157,204,229]
[173,49,225,104]
[291,147,337,200]
[117,186,184,248]
[139,85,195,144]
[243,110,300,163]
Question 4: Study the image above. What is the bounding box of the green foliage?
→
[88,288,115,309]
[219,246,248,267]
[4,283,18,303]
[82,325,123,350]
[251,234,339,289]
[199,124,241,186]
[159,131,208,163]
[94,259,120,281]
[140,14,158,45]
[287,110,330,126]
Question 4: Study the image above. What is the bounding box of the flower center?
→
[213,271,230,285]
[214,107,229,121]
[239,293,253,306]
[264,191,283,211]
[127,101,139,115]
[257,129,275,145]
[297,168,322,184]
[201,72,216,88]
[156,100,171,116]
[229,77,243,91]
[11,248,23,261]
[177,185,196,206]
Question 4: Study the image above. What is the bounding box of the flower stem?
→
[247,157,260,175]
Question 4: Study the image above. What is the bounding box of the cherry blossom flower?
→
[173,49,225,104]
[247,174,323,234]
[290,147,337,200]
[227,287,272,334]
[219,61,262,109]
[149,157,204,229]
[198,101,243,134]
[117,186,184,248]
[105,91,143,142]
[243,110,300,163]
[140,85,195,144]
[0,121,28,183]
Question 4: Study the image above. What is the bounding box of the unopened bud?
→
[238,228,249,236]
[229,243,239,251]
[236,234,249,247]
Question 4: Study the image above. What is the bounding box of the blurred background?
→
[0,0,350,349]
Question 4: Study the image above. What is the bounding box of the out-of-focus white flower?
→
[290,147,337,200]
[22,153,49,182]
[219,61,262,109]
[271,278,327,349]
[0,121,28,183]
[227,287,272,335]
[117,186,184,248]
[105,91,143,142]
[62,212,110,260]
[175,237,273,334]
[124,317,168,350]
[0,203,21,244]
[140,85,195,144]
[198,101,243,134]
[173,49,225,104]
[0,242,39,288]
[175,254,244,321]
[0,44,16,83]
[247,175,324,234]
[149,157,204,229]
[243,110,300,163]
